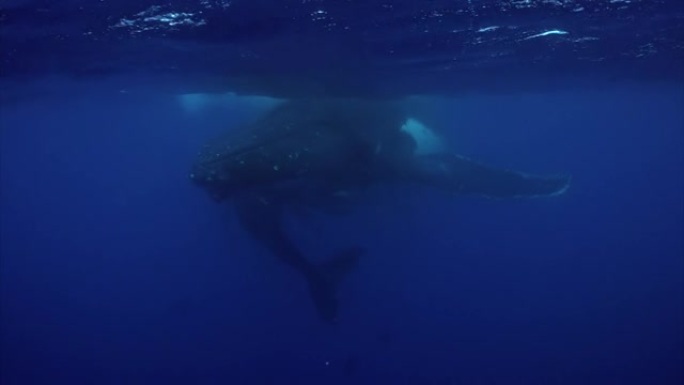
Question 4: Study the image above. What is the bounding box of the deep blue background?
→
[1,83,682,384]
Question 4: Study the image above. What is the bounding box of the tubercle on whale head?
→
[188,161,236,202]
[189,146,285,201]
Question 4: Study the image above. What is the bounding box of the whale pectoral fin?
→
[411,154,570,198]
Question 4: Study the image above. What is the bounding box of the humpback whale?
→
[190,98,570,322]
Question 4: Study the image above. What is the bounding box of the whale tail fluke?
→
[306,247,363,323]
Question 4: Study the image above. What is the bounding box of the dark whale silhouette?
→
[190,98,570,322]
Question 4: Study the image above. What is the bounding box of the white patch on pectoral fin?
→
[400,118,446,155]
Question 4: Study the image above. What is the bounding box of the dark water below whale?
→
[1,1,683,384]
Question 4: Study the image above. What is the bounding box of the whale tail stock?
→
[304,247,362,323]
[235,194,361,322]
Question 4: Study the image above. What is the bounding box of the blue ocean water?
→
[1,1,683,384]
[1,84,681,384]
